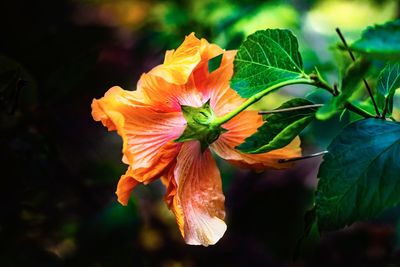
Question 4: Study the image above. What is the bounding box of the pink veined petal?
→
[137,73,205,112]
[92,86,187,183]
[171,141,226,246]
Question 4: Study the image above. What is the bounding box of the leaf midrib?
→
[251,115,313,154]
[235,58,303,76]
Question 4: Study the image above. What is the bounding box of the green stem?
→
[310,72,338,96]
[212,71,375,127]
[212,78,314,126]
[382,93,394,119]
[313,72,375,118]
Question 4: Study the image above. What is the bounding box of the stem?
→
[313,71,374,118]
[335,28,380,117]
[279,151,328,163]
[310,73,338,96]
[336,28,356,61]
[212,77,314,126]
[258,104,323,115]
[382,97,390,119]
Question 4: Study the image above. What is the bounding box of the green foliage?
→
[208,54,223,73]
[236,98,317,154]
[316,119,400,231]
[351,19,400,59]
[316,59,371,120]
[230,29,305,98]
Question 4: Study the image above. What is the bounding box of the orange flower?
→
[91,33,301,246]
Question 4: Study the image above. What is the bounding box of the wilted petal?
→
[170,141,226,246]
[211,110,301,170]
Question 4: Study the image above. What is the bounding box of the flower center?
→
[174,100,227,151]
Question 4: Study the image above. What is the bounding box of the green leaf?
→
[351,19,400,59]
[377,63,400,98]
[236,98,317,154]
[208,54,223,73]
[230,29,305,98]
[316,58,370,120]
[316,119,400,231]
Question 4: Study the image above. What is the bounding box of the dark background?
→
[1,0,399,266]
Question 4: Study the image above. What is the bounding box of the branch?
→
[335,28,380,117]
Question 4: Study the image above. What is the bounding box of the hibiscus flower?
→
[91,33,301,246]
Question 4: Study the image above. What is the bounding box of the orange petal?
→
[131,141,182,183]
[190,47,244,117]
[191,38,225,93]
[91,86,147,131]
[116,168,139,206]
[137,73,204,112]
[169,141,226,246]
[199,38,225,61]
[138,35,237,113]
[211,110,301,170]
[206,51,245,117]
[149,33,202,85]
[92,86,186,183]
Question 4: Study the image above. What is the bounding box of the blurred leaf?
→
[231,3,299,37]
[95,201,138,232]
[236,98,317,154]
[0,55,36,114]
[351,19,400,60]
[208,54,223,73]
[306,0,397,35]
[294,206,319,260]
[316,119,400,231]
[230,29,305,98]
[316,58,370,120]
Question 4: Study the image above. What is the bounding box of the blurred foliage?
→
[0,0,399,266]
